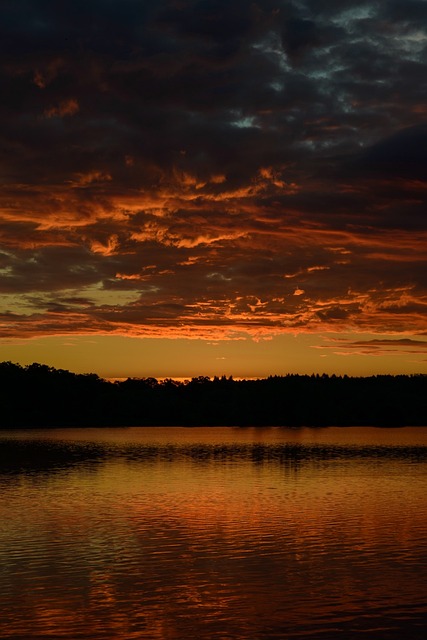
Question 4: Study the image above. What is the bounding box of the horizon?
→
[1,353,426,382]
[1,1,426,378]
[1,331,427,380]
[1,332,427,379]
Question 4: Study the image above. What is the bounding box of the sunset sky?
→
[1,0,426,378]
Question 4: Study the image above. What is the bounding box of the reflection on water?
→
[0,427,426,639]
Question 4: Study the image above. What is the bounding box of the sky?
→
[0,0,426,379]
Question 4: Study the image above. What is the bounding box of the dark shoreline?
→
[2,425,426,430]
[1,361,426,428]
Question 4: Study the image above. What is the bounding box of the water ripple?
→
[0,428,426,639]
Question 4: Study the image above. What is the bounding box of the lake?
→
[0,426,426,639]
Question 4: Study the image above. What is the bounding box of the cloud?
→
[315,337,427,357]
[44,98,79,118]
[0,1,426,341]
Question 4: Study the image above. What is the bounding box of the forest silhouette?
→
[0,361,426,428]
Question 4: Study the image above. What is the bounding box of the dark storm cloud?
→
[0,1,426,339]
[359,125,427,181]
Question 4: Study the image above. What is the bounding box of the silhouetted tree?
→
[0,362,426,428]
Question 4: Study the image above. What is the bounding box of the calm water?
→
[0,427,426,639]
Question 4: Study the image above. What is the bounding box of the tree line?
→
[0,361,426,428]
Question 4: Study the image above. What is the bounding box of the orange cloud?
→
[89,234,120,256]
[44,98,79,118]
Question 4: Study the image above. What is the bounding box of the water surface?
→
[1,427,426,639]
